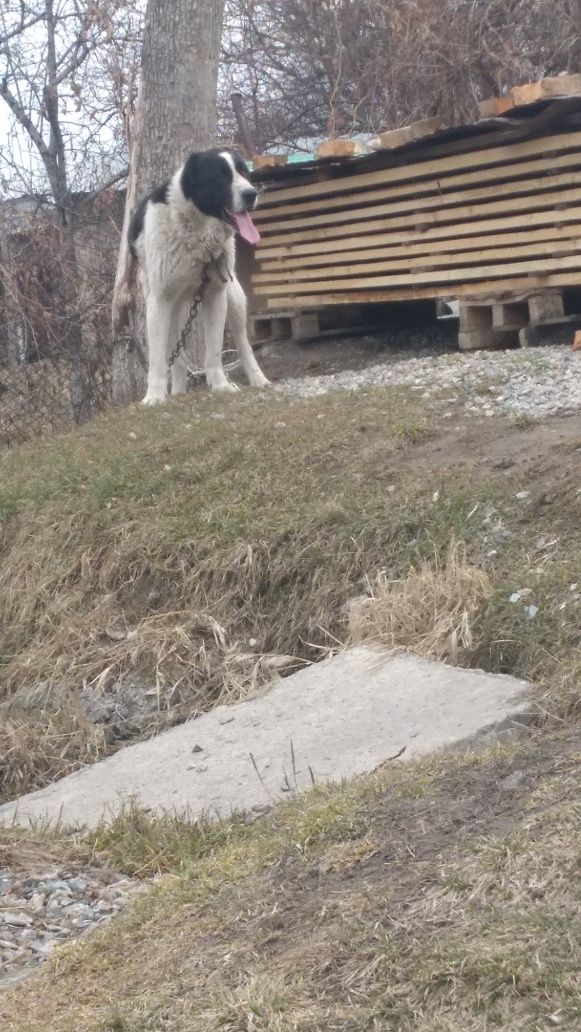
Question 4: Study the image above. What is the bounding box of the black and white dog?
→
[127,148,270,405]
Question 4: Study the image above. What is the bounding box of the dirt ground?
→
[255,321,457,381]
[395,410,581,483]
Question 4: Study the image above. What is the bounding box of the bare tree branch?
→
[0,77,51,157]
[0,11,45,48]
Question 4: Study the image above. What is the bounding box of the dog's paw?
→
[209,379,240,393]
[141,392,167,407]
[248,372,271,389]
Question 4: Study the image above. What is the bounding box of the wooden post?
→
[231,93,255,156]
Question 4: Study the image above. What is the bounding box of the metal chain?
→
[167,258,234,383]
[167,293,203,371]
[124,257,234,385]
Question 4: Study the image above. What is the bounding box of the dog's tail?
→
[112,236,138,338]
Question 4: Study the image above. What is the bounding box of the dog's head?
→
[181,148,260,245]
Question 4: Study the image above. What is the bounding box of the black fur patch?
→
[180,148,250,221]
[233,153,251,178]
[181,149,232,221]
[128,180,169,256]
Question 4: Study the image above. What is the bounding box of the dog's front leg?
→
[227,276,270,388]
[170,297,194,397]
[202,283,239,392]
[142,293,172,405]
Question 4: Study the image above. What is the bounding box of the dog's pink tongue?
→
[234,211,261,245]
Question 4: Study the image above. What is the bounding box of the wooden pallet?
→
[458,288,581,350]
[250,106,581,320]
[250,302,426,345]
[251,310,321,344]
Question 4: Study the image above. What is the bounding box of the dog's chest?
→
[144,208,232,291]
[167,215,227,268]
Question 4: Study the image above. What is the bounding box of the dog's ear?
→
[232,150,250,176]
[181,153,200,203]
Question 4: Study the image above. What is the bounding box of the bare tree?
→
[0,2,140,207]
[113,0,227,401]
[218,0,581,154]
[0,1,142,420]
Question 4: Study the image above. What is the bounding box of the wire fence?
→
[0,195,124,447]
[0,194,253,445]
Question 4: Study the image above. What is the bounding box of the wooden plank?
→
[478,96,514,118]
[255,170,581,237]
[459,329,517,351]
[492,301,529,330]
[257,205,581,261]
[252,239,581,285]
[253,155,288,171]
[316,139,363,158]
[527,314,580,327]
[258,186,581,250]
[257,129,581,206]
[371,117,445,151]
[254,148,581,223]
[263,272,581,309]
[528,291,566,322]
[459,305,492,332]
[254,254,581,297]
[512,75,581,107]
[257,225,581,273]
[291,312,321,339]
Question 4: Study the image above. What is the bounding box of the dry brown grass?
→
[204,974,305,1031]
[0,703,106,803]
[1,389,579,802]
[349,542,492,663]
[1,733,579,1031]
[0,388,434,798]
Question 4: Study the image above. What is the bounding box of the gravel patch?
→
[277,345,581,419]
[0,866,144,989]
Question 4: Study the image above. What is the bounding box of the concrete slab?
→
[0,648,533,830]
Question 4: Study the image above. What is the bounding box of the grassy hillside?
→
[0,388,580,1029]
[0,388,579,801]
[1,730,580,1031]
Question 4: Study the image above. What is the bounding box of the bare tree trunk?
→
[43,0,90,423]
[59,222,91,423]
[112,0,226,402]
[569,0,581,70]
[111,92,144,402]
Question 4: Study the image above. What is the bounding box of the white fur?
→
[135,161,269,406]
[220,150,254,215]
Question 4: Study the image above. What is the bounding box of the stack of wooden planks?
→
[249,85,581,314]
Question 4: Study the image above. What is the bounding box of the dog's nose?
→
[242,187,257,209]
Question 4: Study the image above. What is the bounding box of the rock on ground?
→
[0,649,532,832]
[0,866,143,988]
[277,345,581,420]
